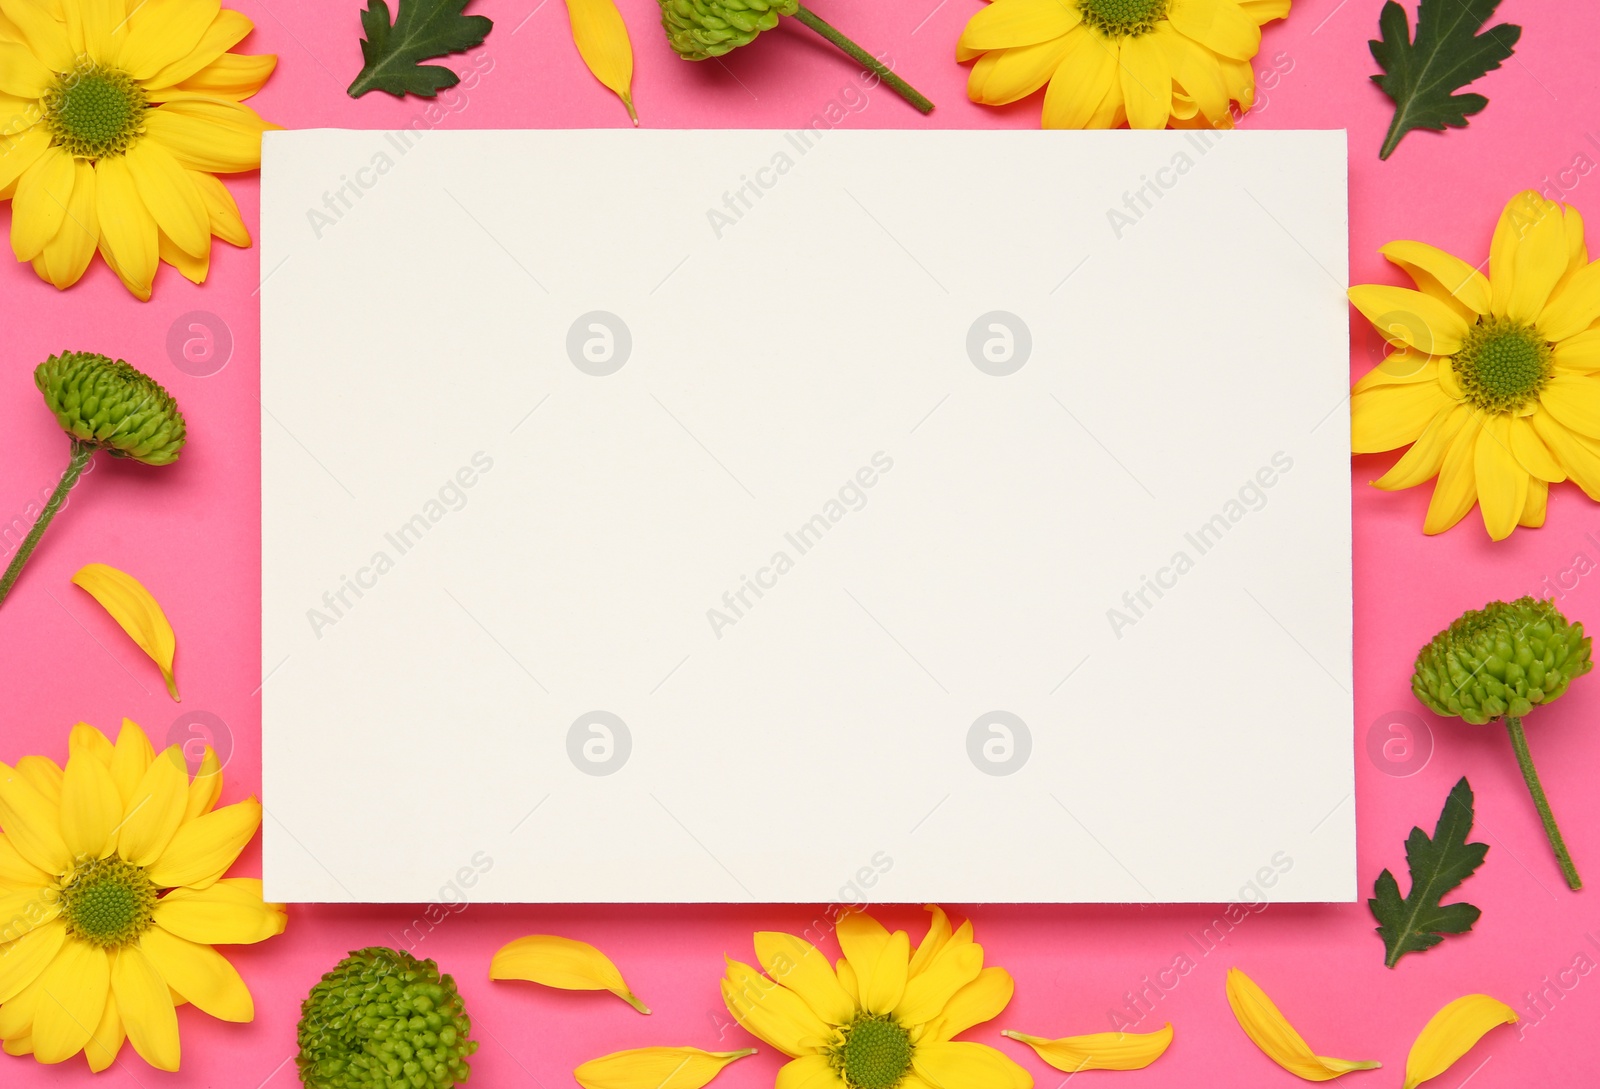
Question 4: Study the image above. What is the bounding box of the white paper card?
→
[260,129,1353,904]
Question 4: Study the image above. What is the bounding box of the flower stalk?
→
[1505,716,1581,890]
[791,5,933,114]
[0,440,93,607]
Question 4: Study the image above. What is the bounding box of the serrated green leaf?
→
[349,0,493,99]
[1369,0,1521,160]
[1369,776,1489,968]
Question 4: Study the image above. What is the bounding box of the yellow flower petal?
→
[1002,1022,1173,1072]
[158,226,210,283]
[959,0,1080,51]
[110,944,180,1072]
[118,0,219,79]
[908,906,953,978]
[0,91,43,136]
[144,796,261,890]
[10,143,73,262]
[912,1041,1033,1089]
[143,97,271,173]
[971,30,1077,106]
[755,931,855,1025]
[0,0,73,71]
[37,157,99,290]
[1352,381,1453,453]
[1040,29,1117,128]
[1539,259,1600,343]
[1157,24,1228,122]
[1425,416,1483,534]
[184,745,223,820]
[894,929,982,1026]
[0,918,65,1003]
[84,991,125,1073]
[926,966,1013,1042]
[575,1046,756,1089]
[1508,414,1565,482]
[189,169,250,247]
[32,939,110,1064]
[1238,0,1290,22]
[1553,328,1600,371]
[0,886,58,943]
[1473,416,1528,541]
[777,1053,845,1089]
[1119,33,1172,130]
[71,563,182,701]
[0,763,70,875]
[61,739,124,860]
[108,719,154,807]
[1168,0,1260,61]
[1540,373,1600,439]
[63,0,129,64]
[1375,403,1470,491]
[1506,194,1569,324]
[1530,410,1600,500]
[1402,995,1516,1089]
[0,41,51,98]
[490,934,650,1013]
[139,925,253,1022]
[94,155,158,300]
[720,958,831,1058]
[1349,284,1470,356]
[839,913,909,1016]
[1520,477,1548,527]
[165,51,277,101]
[0,968,45,1039]
[14,756,60,806]
[115,746,190,868]
[153,878,286,946]
[564,0,637,123]
[0,834,49,891]
[125,139,210,259]
[1352,350,1439,396]
[1226,968,1380,1081]
[143,7,254,88]
[1381,240,1492,318]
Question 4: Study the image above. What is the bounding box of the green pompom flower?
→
[297,947,479,1088]
[656,0,934,115]
[1414,598,1590,890]
[0,351,187,611]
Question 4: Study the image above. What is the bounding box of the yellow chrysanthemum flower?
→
[720,906,1030,1089]
[1350,191,1600,540]
[0,0,277,299]
[957,0,1288,130]
[0,719,285,1072]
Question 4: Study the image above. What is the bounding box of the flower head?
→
[658,0,796,60]
[1351,191,1600,539]
[721,907,1030,1089]
[35,352,186,465]
[1413,598,1591,725]
[297,947,478,1088]
[956,0,1289,129]
[0,719,284,1072]
[0,0,278,298]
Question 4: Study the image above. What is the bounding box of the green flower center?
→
[1077,0,1170,36]
[58,857,157,948]
[832,1014,913,1089]
[1450,316,1553,414]
[43,61,148,160]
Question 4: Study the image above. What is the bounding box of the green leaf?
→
[349,0,492,99]
[1368,776,1489,968]
[1369,0,1521,160]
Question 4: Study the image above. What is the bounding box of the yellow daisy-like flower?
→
[0,719,285,1072]
[1350,191,1600,540]
[720,906,1031,1089]
[0,0,278,299]
[957,0,1288,130]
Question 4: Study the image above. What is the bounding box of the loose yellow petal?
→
[720,958,831,1057]
[564,0,637,124]
[1226,968,1380,1081]
[1002,1023,1173,1072]
[575,1046,755,1089]
[72,563,181,701]
[1402,995,1516,1089]
[153,877,287,945]
[490,934,650,1013]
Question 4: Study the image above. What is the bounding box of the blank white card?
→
[260,128,1353,904]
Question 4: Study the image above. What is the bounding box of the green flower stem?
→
[0,440,93,609]
[792,5,934,115]
[1506,716,1582,891]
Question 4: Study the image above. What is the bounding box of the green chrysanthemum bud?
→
[34,351,186,465]
[1412,597,1591,724]
[297,948,479,1089]
[655,0,934,114]
[658,0,796,59]
[1413,597,1589,892]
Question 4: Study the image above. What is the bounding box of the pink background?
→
[3,0,1599,1084]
